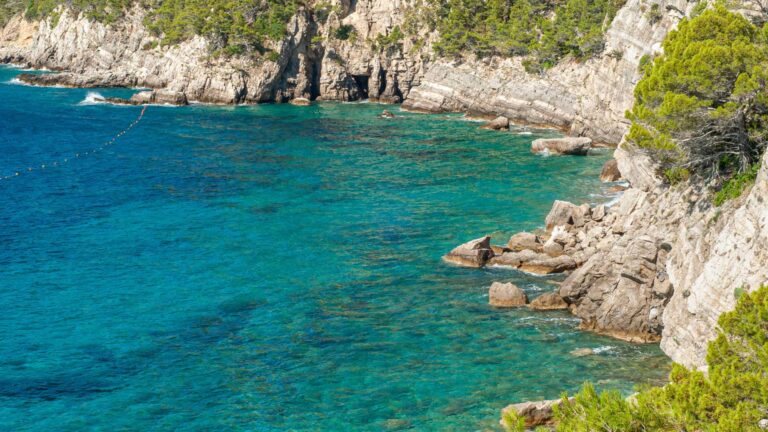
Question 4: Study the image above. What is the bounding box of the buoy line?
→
[1,105,148,181]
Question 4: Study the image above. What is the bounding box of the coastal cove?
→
[0,66,669,431]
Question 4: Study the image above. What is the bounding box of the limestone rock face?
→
[0,2,429,104]
[443,236,494,268]
[489,282,528,307]
[531,137,592,155]
[600,158,622,182]
[403,0,694,145]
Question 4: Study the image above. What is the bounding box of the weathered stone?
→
[380,110,395,118]
[531,137,592,156]
[489,282,528,307]
[507,232,543,252]
[480,116,509,131]
[529,291,569,310]
[519,254,577,275]
[600,158,622,182]
[443,236,494,268]
[543,241,564,257]
[545,200,590,231]
[500,399,571,428]
[591,204,606,222]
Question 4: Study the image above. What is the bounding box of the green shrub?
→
[551,285,768,431]
[713,163,760,206]
[333,24,354,41]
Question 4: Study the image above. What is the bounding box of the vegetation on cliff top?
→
[503,284,768,432]
[413,0,626,71]
[626,5,767,200]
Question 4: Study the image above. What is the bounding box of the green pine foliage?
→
[713,162,760,206]
[145,0,298,55]
[504,285,768,432]
[626,5,768,187]
[430,0,626,69]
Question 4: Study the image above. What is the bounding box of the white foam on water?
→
[592,345,615,354]
[79,91,106,105]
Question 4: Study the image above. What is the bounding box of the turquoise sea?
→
[0,66,668,431]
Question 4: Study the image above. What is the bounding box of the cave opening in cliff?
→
[352,75,369,99]
[310,62,321,100]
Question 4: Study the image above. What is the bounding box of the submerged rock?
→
[489,282,528,307]
[570,347,595,357]
[531,137,592,156]
[380,110,395,118]
[443,236,494,268]
[106,89,189,106]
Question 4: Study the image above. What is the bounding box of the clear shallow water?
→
[0,66,668,431]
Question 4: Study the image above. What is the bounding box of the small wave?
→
[5,78,27,86]
[592,345,615,354]
[516,131,534,135]
[79,91,106,105]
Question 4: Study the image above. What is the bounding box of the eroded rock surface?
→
[489,282,528,308]
[531,137,592,156]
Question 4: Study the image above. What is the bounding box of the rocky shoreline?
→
[4,0,768,428]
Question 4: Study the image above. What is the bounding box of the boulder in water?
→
[489,282,528,307]
[290,97,311,106]
[531,137,592,155]
[529,292,569,310]
[443,236,495,268]
[480,116,510,131]
[380,110,395,118]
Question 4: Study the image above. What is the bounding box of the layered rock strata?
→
[403,0,694,145]
[0,2,428,104]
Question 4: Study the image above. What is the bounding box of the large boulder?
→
[545,201,591,231]
[480,116,510,131]
[600,158,622,182]
[507,232,543,252]
[529,291,569,310]
[531,137,592,156]
[443,236,495,268]
[489,282,528,307]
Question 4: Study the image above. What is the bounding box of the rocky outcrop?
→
[0,1,428,104]
[489,282,528,307]
[443,236,494,268]
[531,137,592,155]
[403,0,694,145]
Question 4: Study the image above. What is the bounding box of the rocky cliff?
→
[0,1,427,104]
[403,0,692,145]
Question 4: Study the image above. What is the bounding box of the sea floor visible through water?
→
[0,66,669,431]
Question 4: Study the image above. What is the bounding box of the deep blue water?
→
[0,66,668,431]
